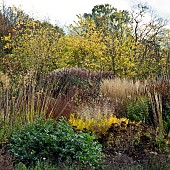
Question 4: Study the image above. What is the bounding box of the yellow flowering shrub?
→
[69,114,129,137]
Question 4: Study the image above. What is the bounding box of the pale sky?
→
[2,0,170,27]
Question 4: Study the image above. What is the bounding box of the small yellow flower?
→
[4,33,11,41]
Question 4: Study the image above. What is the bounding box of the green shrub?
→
[8,117,102,168]
[127,97,149,123]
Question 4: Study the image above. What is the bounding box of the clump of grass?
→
[145,78,170,137]
[0,71,75,144]
[100,78,145,99]
[75,100,115,120]
[100,78,146,117]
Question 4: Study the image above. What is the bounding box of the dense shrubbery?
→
[8,117,103,168]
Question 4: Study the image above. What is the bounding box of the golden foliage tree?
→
[55,17,110,71]
[5,11,63,76]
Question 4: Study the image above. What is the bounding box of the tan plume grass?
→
[100,78,146,100]
[100,78,146,117]
[75,101,115,120]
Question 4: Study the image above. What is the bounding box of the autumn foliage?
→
[0,3,170,169]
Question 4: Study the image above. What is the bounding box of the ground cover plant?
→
[7,117,103,168]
